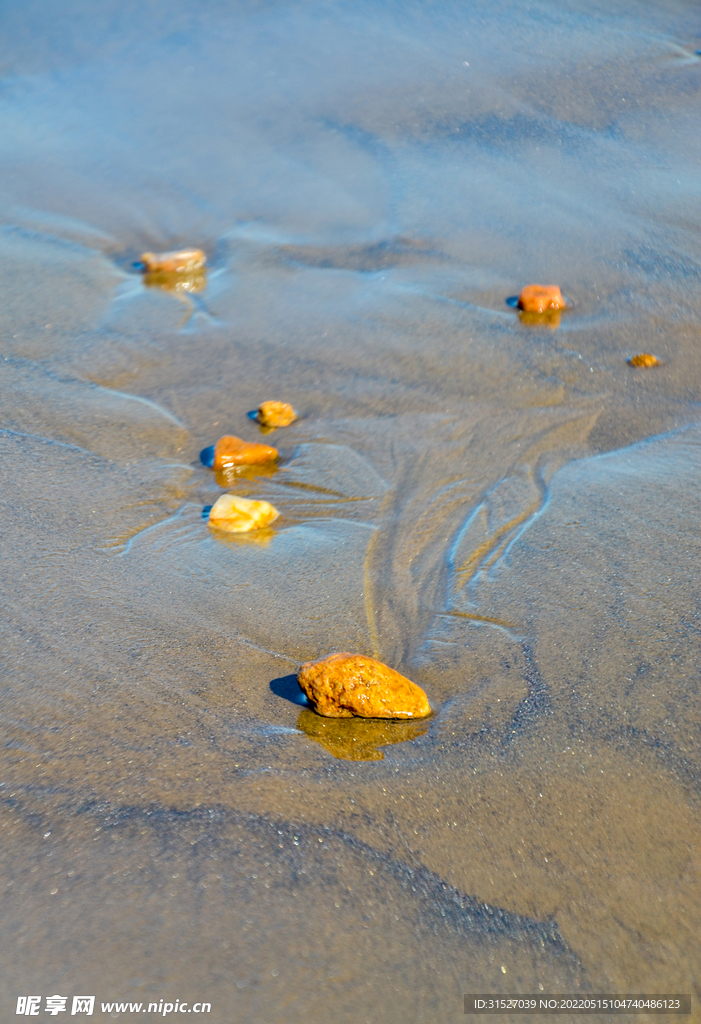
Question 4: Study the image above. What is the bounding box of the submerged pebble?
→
[213,434,278,470]
[139,249,207,273]
[208,494,280,533]
[628,353,659,368]
[257,400,297,428]
[517,283,565,313]
[139,249,208,295]
[297,652,431,719]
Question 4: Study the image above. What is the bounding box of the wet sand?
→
[1,0,700,1020]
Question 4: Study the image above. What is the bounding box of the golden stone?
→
[297,653,431,719]
[257,400,297,428]
[208,494,280,533]
[628,353,659,368]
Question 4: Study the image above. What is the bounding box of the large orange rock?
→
[297,653,431,719]
[140,248,206,273]
[517,284,564,313]
[208,494,279,533]
[257,400,296,428]
[213,434,278,470]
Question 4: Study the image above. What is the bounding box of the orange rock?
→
[517,284,565,313]
[213,435,278,470]
[298,653,431,720]
[257,400,297,428]
[628,353,659,368]
[208,494,279,533]
[140,249,206,273]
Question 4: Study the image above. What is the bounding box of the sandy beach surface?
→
[1,1,700,1020]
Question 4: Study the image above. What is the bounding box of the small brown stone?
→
[628,353,659,368]
[517,284,565,313]
[257,400,297,428]
[297,653,431,719]
[208,494,279,533]
[140,249,206,273]
[213,435,278,470]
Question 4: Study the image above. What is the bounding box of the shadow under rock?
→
[270,672,308,706]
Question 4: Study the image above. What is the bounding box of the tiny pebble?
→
[628,353,659,368]
[257,400,297,428]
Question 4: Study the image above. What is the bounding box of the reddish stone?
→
[213,435,278,470]
[517,284,565,313]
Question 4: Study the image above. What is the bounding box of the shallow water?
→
[1,0,700,1020]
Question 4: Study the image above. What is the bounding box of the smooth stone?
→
[213,434,278,470]
[208,494,280,533]
[297,653,431,719]
[257,400,297,428]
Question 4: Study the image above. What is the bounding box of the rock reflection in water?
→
[296,708,430,761]
[142,267,207,295]
[214,460,280,488]
[207,522,276,548]
[517,308,562,329]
